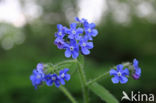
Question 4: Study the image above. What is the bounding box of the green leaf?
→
[88,82,119,103]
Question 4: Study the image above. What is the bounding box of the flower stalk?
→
[87,62,131,86]
[77,61,89,103]
[59,86,77,103]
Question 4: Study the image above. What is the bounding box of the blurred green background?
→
[0,0,156,103]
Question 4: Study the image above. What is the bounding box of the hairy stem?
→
[45,60,77,74]
[59,86,77,103]
[87,72,109,86]
[87,62,131,85]
[77,61,89,103]
[54,59,77,67]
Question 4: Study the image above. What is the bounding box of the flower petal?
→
[55,81,60,88]
[70,23,77,29]
[120,76,128,84]
[64,68,69,73]
[30,75,34,80]
[81,18,87,24]
[60,78,65,85]
[33,69,38,74]
[57,24,63,30]
[72,51,79,59]
[132,74,140,80]
[37,63,44,73]
[133,58,138,66]
[87,42,93,49]
[68,34,74,39]
[65,49,71,58]
[35,79,41,84]
[76,28,83,34]
[122,68,129,76]
[90,23,96,28]
[111,76,119,84]
[70,39,76,45]
[91,29,98,37]
[65,74,71,81]
[46,80,53,86]
[75,17,80,22]
[136,68,141,76]
[81,47,90,55]
[59,70,64,75]
[75,35,81,40]
[110,69,117,76]
[117,64,123,71]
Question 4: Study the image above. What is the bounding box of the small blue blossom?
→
[55,24,66,38]
[30,69,44,89]
[37,63,44,74]
[67,23,83,40]
[79,38,93,55]
[84,23,98,40]
[58,68,71,85]
[110,64,129,84]
[44,74,60,88]
[132,59,141,80]
[65,39,79,59]
[75,17,88,25]
[54,37,65,49]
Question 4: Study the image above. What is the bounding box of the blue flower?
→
[67,23,83,40]
[84,23,98,40]
[44,74,60,88]
[110,64,129,84]
[75,17,88,25]
[65,39,79,59]
[132,59,141,80]
[79,38,93,55]
[37,63,44,74]
[58,68,71,85]
[55,24,66,38]
[54,37,65,49]
[30,69,44,89]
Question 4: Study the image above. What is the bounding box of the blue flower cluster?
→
[30,63,45,89]
[44,68,70,87]
[109,58,141,84]
[30,63,70,89]
[54,17,98,59]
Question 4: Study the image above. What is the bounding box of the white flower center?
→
[70,46,74,51]
[61,73,65,78]
[58,32,62,36]
[117,72,122,76]
[52,77,56,80]
[82,43,86,47]
[88,28,91,33]
[72,30,76,34]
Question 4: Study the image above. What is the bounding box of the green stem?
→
[87,72,109,86]
[87,62,131,85]
[77,61,89,103]
[45,59,77,73]
[59,86,77,103]
[54,59,77,67]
